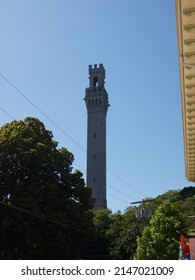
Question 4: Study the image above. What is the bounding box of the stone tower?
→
[84,64,110,210]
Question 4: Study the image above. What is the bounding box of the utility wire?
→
[73,163,136,202]
[0,107,141,211]
[0,105,143,204]
[108,194,130,204]
[0,72,148,199]
[0,106,15,120]
[107,167,147,197]
[0,72,86,152]
[0,105,138,205]
[0,201,94,235]
[0,105,85,175]
[108,185,137,200]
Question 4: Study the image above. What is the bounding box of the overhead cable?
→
[0,72,148,199]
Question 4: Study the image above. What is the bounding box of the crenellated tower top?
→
[88,63,105,89]
[85,63,109,113]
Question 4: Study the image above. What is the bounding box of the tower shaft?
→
[84,64,109,210]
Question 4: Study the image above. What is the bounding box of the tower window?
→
[94,154,96,159]
[94,177,96,182]
[94,133,96,138]
[93,76,98,87]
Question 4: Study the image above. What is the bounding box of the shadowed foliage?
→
[0,117,94,259]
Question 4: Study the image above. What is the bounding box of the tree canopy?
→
[134,202,183,260]
[82,188,195,260]
[0,117,195,260]
[0,117,94,259]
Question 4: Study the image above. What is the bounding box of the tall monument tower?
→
[84,64,109,210]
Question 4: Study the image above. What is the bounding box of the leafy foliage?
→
[134,202,182,260]
[106,208,144,260]
[180,186,195,200]
[1,118,194,260]
[81,208,144,260]
[83,187,195,260]
[0,117,94,259]
[80,209,112,259]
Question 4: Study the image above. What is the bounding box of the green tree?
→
[106,208,143,260]
[179,196,195,233]
[80,209,112,259]
[135,202,182,260]
[0,117,94,259]
[81,207,144,260]
[180,186,195,200]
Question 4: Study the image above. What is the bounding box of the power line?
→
[108,185,137,200]
[0,106,85,176]
[108,194,130,205]
[0,72,86,152]
[72,161,138,202]
[0,105,145,203]
[0,106,138,205]
[107,167,147,197]
[0,106,15,120]
[0,201,94,235]
[0,72,148,200]
[73,162,86,172]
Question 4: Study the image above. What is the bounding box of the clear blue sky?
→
[0,0,190,213]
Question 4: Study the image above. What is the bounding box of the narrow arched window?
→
[93,76,98,87]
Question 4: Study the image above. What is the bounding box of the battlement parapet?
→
[89,63,105,71]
